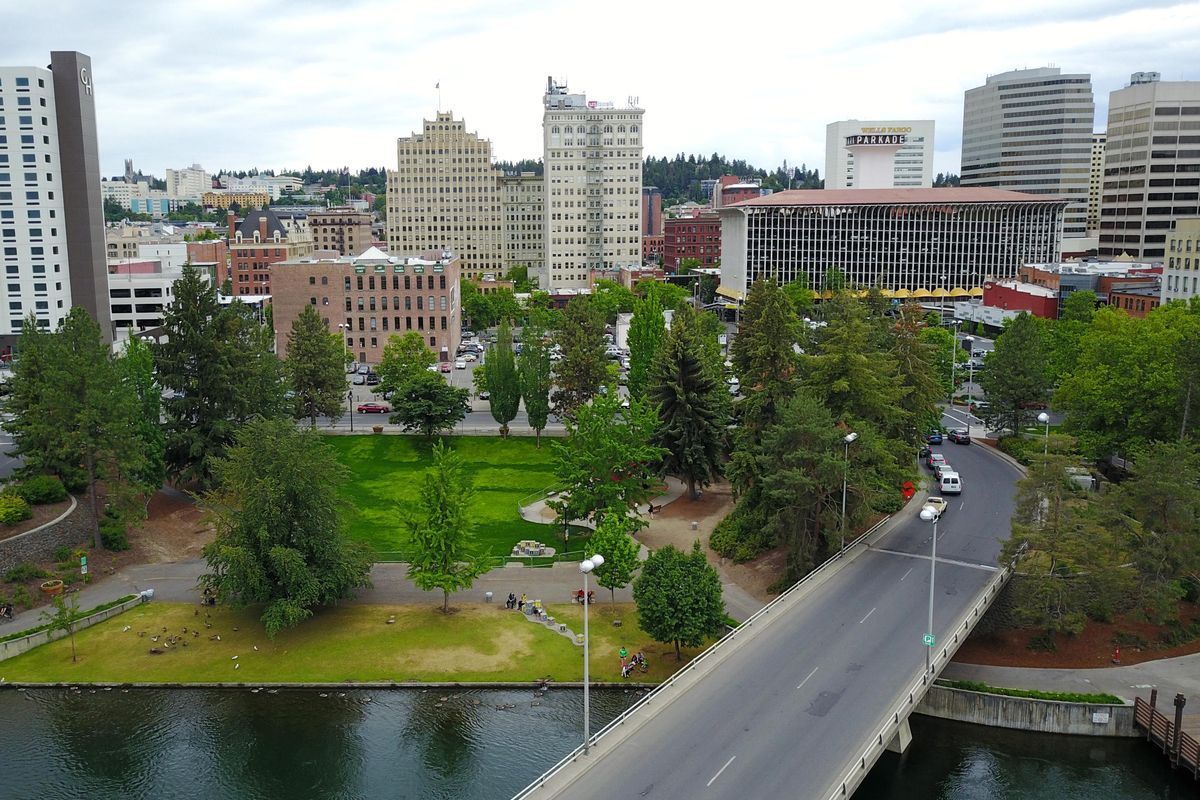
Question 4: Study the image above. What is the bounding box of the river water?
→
[0,688,1194,800]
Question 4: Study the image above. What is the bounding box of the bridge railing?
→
[823,561,1013,800]
[511,515,892,800]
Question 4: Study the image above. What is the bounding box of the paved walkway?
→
[517,477,689,531]
[944,653,1200,704]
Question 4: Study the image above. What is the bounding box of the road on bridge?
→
[540,420,1019,800]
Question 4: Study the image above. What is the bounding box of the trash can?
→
[139,589,155,602]
[484,591,493,603]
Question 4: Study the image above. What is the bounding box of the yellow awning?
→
[949,287,970,297]
[911,288,933,298]
[968,287,984,297]
[716,285,744,301]
[892,288,912,298]
[930,287,950,298]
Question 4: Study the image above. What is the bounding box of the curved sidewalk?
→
[517,477,688,530]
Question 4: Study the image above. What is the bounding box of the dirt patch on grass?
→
[400,625,538,672]
[955,602,1200,668]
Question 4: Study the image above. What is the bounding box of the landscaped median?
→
[0,601,710,685]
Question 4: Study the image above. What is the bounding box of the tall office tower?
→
[824,120,935,189]
[165,163,210,199]
[961,67,1095,238]
[0,51,110,348]
[1100,73,1200,259]
[1088,133,1106,235]
[500,172,544,281]
[542,77,644,290]
[386,112,503,281]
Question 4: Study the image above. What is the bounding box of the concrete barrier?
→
[916,684,1136,738]
[0,594,141,662]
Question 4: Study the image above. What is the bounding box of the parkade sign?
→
[846,128,909,147]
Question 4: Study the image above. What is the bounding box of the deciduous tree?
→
[588,513,642,605]
[286,303,348,428]
[388,371,469,439]
[977,312,1051,436]
[633,541,725,660]
[519,317,553,446]
[377,330,437,397]
[551,295,608,416]
[627,294,665,400]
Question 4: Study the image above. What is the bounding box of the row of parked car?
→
[921,429,967,495]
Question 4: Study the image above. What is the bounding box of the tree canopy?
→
[286,303,348,428]
[388,371,470,439]
[483,318,520,437]
[633,542,725,660]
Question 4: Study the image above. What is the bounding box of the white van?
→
[940,471,962,494]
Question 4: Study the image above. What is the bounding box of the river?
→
[0,688,1194,799]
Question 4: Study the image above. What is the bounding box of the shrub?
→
[99,517,129,551]
[710,506,772,563]
[53,545,72,562]
[14,474,68,505]
[12,584,32,609]
[60,467,89,495]
[936,679,1121,705]
[4,562,50,583]
[0,492,32,525]
[1028,631,1057,652]
[997,435,1035,465]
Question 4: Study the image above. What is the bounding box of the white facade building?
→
[165,163,210,199]
[825,120,935,189]
[542,77,644,290]
[108,259,209,342]
[1164,218,1200,302]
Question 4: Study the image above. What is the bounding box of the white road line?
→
[707,756,736,787]
[873,548,1000,572]
[900,567,913,582]
[796,667,819,690]
[859,607,876,624]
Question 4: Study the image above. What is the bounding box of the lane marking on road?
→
[707,755,736,787]
[873,548,999,572]
[900,567,913,582]
[796,666,818,690]
[859,607,876,624]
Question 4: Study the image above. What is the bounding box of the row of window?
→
[328,313,450,334]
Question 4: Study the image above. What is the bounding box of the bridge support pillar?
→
[886,718,912,754]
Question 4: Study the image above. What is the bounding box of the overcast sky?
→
[6,0,1199,180]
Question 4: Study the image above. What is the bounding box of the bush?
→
[4,562,50,583]
[12,584,32,609]
[710,506,772,563]
[13,474,68,505]
[937,679,1121,705]
[1028,631,1057,652]
[0,492,32,525]
[53,545,72,562]
[99,518,129,551]
[997,435,1035,465]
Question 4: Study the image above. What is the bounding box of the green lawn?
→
[323,435,578,559]
[0,602,704,684]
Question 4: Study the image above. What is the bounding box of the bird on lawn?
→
[253,646,258,652]
[122,626,130,632]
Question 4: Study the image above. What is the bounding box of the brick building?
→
[271,246,461,365]
[227,210,314,296]
[1108,284,1162,318]
[642,234,664,264]
[663,214,721,271]
[308,206,373,256]
[186,239,228,282]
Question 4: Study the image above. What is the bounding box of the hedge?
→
[937,678,1122,705]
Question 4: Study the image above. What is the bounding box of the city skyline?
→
[4,0,1198,181]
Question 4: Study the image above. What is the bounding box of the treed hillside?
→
[644,154,823,204]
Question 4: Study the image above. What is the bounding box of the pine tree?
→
[519,316,553,446]
[483,318,520,437]
[286,303,349,428]
[627,294,665,400]
[730,279,801,431]
[551,295,608,416]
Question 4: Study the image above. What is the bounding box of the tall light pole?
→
[1038,411,1050,456]
[840,431,859,554]
[579,552,605,755]
[920,503,939,675]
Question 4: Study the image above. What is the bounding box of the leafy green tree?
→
[892,312,945,433]
[636,279,689,311]
[116,335,167,502]
[677,257,703,275]
[977,312,1051,435]
[483,318,520,436]
[41,593,85,662]
[782,278,815,317]
[731,279,801,431]
[916,323,954,399]
[504,265,537,293]
[649,305,727,500]
[286,303,348,428]
[588,513,642,605]
[627,294,665,400]
[519,317,553,446]
[548,392,666,528]
[377,331,437,397]
[200,419,372,637]
[489,289,523,326]
[591,279,637,321]
[461,280,497,329]
[404,440,489,613]
[551,295,608,416]
[633,541,725,660]
[388,371,469,439]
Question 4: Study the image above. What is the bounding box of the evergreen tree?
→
[588,513,642,606]
[649,305,727,500]
[286,303,348,428]
[483,318,520,437]
[116,335,167,502]
[731,279,801,431]
[405,440,489,613]
[200,419,372,637]
[633,542,725,660]
[518,316,553,446]
[627,294,665,400]
[551,295,608,416]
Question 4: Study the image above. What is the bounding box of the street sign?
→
[901,481,916,500]
[923,633,935,647]
[80,555,88,576]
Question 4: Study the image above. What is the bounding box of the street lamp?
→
[1038,411,1050,456]
[579,553,605,755]
[920,503,940,675]
[840,431,859,555]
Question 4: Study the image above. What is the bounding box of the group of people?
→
[505,592,528,611]
[0,602,13,621]
[574,589,595,605]
[620,650,648,678]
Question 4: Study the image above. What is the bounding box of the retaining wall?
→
[915,684,1137,738]
[0,594,142,662]
[0,496,92,575]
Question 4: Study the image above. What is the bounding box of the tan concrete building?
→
[501,172,545,282]
[271,246,461,365]
[1088,133,1106,235]
[386,112,503,281]
[202,190,270,210]
[309,206,373,256]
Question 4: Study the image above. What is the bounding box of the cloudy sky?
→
[6,0,1199,180]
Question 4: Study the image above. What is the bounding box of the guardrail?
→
[823,562,1013,800]
[1135,693,1199,780]
[511,515,892,800]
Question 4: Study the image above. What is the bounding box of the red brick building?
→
[981,280,1059,318]
[186,239,229,282]
[227,210,314,296]
[642,234,664,264]
[663,214,721,271]
[1108,284,1161,318]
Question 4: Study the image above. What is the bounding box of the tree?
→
[977,312,1051,435]
[116,335,167,503]
[388,371,469,439]
[41,593,85,663]
[461,280,496,329]
[649,305,727,500]
[286,304,348,428]
[404,440,489,613]
[483,318,520,437]
[519,317,553,446]
[551,295,608,416]
[591,280,637,321]
[636,279,689,311]
[627,294,665,400]
[893,312,946,433]
[633,542,725,660]
[199,419,372,638]
[731,279,801,431]
[588,513,642,606]
[916,323,955,399]
[548,392,666,528]
[377,331,437,397]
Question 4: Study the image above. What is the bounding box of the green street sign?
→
[80,555,88,576]
[923,633,935,647]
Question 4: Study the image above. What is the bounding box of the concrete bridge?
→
[514,424,1019,800]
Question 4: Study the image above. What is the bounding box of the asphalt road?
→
[544,419,1019,800]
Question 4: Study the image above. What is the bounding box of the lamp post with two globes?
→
[579,553,605,754]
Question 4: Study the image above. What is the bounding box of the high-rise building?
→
[309,206,372,256]
[961,67,1094,238]
[642,186,662,236]
[0,51,111,346]
[500,172,544,281]
[542,77,644,290]
[825,120,935,189]
[1088,133,1106,235]
[386,112,503,281]
[1099,74,1200,259]
[165,163,210,199]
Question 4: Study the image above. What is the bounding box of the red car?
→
[440,362,453,373]
[356,402,390,414]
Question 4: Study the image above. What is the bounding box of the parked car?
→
[352,373,366,385]
[926,430,943,444]
[939,470,962,495]
[454,359,467,369]
[926,452,947,471]
[934,461,952,480]
[971,349,987,359]
[918,445,931,461]
[925,496,948,518]
[356,402,390,414]
[346,361,359,374]
[365,374,381,386]
[461,330,475,340]
[479,390,490,400]
[427,364,440,372]
[463,353,477,362]
[949,429,971,445]
[440,362,453,373]
[357,364,371,375]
